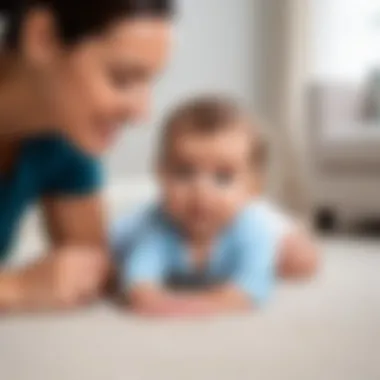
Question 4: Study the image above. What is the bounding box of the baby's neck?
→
[185,230,217,248]
[185,234,216,271]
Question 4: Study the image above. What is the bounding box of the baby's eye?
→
[172,165,197,182]
[214,171,235,187]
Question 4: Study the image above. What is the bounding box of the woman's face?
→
[30,16,172,155]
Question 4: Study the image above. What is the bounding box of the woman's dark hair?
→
[0,0,173,49]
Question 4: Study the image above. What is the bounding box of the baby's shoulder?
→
[110,202,165,253]
[230,199,293,240]
[113,202,157,229]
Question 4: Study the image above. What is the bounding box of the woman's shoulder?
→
[24,133,92,161]
[24,133,102,195]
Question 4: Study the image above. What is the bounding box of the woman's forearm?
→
[0,247,107,313]
[0,271,24,312]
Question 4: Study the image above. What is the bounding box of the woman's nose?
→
[120,87,152,124]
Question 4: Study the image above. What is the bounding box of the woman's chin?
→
[80,130,120,156]
[89,140,114,156]
[95,125,121,150]
[71,137,111,157]
[65,122,121,156]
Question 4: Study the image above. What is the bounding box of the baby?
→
[111,96,318,317]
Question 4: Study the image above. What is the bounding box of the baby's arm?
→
[126,218,277,317]
[277,226,319,279]
[124,231,251,317]
[129,284,251,317]
[114,205,280,317]
[250,201,319,280]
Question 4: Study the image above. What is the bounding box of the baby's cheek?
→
[219,187,248,217]
[214,196,236,220]
[164,187,188,218]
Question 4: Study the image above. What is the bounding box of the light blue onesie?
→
[111,200,291,304]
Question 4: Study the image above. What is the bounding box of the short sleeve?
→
[110,206,169,289]
[43,139,102,197]
[122,227,169,289]
[231,202,290,304]
[110,204,154,263]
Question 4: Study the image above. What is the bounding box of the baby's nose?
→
[193,177,215,201]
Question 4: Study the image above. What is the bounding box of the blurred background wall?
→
[310,0,380,83]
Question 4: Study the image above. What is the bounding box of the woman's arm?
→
[42,194,106,248]
[0,248,106,312]
[0,194,108,313]
[40,194,109,299]
[0,272,23,312]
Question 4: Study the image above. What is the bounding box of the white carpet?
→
[1,238,380,380]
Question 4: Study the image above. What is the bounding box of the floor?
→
[1,237,380,380]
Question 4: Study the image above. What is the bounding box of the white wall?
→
[309,0,380,83]
[106,0,260,180]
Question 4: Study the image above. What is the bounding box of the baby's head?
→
[158,96,266,239]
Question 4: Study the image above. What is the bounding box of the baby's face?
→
[159,126,255,239]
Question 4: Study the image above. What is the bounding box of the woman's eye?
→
[108,65,149,89]
[214,171,234,187]
[109,70,134,88]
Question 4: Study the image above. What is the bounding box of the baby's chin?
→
[184,222,220,240]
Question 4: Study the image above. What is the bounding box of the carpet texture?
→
[1,238,380,380]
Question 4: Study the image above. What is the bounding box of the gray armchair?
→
[309,83,380,228]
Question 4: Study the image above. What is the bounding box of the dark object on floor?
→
[354,219,380,237]
[315,208,337,233]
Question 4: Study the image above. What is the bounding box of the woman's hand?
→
[0,247,109,312]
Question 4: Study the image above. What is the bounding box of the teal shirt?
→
[0,134,102,261]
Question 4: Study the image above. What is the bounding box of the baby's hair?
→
[159,95,267,171]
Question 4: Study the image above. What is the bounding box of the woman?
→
[0,0,173,311]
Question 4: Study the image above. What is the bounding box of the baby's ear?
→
[249,169,264,197]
